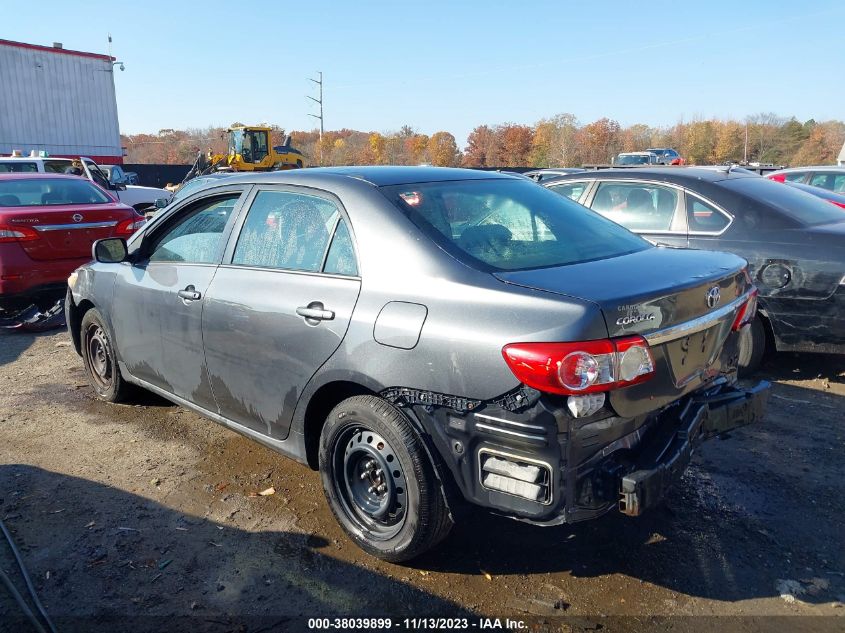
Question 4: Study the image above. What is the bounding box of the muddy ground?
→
[0,329,843,632]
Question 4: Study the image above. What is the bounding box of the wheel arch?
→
[68,296,96,355]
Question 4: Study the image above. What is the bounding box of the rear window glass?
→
[721,177,844,227]
[0,178,111,207]
[381,179,649,272]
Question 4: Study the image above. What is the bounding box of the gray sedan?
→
[67,167,768,561]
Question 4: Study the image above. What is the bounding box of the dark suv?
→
[67,167,768,561]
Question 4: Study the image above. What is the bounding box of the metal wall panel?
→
[0,43,122,162]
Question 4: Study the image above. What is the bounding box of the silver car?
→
[67,167,768,561]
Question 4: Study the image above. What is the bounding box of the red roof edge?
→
[0,39,114,62]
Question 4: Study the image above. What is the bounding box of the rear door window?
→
[590,182,679,231]
[232,190,353,274]
[686,195,731,233]
[0,162,38,173]
[809,172,845,193]
[784,171,806,183]
[547,180,589,203]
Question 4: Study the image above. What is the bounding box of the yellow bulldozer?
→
[196,126,305,176]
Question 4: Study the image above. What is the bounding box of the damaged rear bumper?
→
[618,379,769,516]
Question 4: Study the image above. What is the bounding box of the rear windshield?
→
[722,176,844,226]
[381,179,649,271]
[0,178,111,207]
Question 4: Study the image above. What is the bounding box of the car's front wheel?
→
[319,395,453,562]
[81,308,132,402]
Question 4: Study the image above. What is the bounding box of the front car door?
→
[111,190,246,409]
[585,179,688,248]
[202,187,361,439]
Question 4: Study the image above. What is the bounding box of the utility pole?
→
[743,122,748,164]
[308,72,324,165]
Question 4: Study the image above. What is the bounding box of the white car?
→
[0,154,171,212]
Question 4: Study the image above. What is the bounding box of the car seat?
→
[626,188,654,213]
[0,194,21,206]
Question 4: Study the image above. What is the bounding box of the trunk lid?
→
[495,247,752,416]
[1,203,136,261]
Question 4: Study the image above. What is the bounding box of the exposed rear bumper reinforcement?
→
[618,379,769,516]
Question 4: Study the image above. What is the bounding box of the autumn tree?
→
[428,132,460,166]
[578,118,621,164]
[498,124,534,167]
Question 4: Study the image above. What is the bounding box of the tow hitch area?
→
[619,380,769,517]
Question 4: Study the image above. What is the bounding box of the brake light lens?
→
[0,224,39,243]
[768,174,787,183]
[115,215,146,236]
[502,335,655,395]
[731,290,759,331]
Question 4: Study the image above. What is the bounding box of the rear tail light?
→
[829,200,845,209]
[731,290,759,331]
[0,224,39,243]
[768,174,787,183]
[502,335,655,396]
[115,216,146,236]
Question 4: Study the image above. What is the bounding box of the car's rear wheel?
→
[319,395,453,562]
[81,308,132,402]
[737,314,766,377]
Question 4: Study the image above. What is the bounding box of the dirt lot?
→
[0,328,843,632]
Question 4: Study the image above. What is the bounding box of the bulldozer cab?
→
[228,127,269,164]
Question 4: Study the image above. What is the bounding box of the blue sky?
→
[4,0,844,146]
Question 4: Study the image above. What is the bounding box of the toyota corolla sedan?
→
[67,167,768,561]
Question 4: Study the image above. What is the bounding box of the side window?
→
[323,219,358,276]
[148,195,239,264]
[590,182,678,231]
[547,181,589,202]
[232,190,339,272]
[686,195,731,233]
[784,172,806,183]
[0,162,38,173]
[809,172,845,192]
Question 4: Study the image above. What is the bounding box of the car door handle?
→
[296,305,335,321]
[177,286,202,301]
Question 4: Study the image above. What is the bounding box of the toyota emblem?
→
[72,213,83,223]
[706,286,721,309]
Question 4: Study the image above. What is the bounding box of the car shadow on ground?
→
[758,351,844,385]
[0,465,471,633]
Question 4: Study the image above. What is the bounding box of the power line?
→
[307,71,324,165]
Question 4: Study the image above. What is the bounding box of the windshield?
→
[381,179,649,271]
[615,154,651,165]
[0,178,112,207]
[722,177,845,227]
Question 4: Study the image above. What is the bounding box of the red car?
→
[0,174,143,329]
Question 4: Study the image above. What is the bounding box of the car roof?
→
[216,166,518,188]
[547,166,757,184]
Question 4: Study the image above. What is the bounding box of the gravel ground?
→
[0,328,843,632]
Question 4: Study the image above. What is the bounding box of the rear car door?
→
[202,187,361,439]
[684,192,733,250]
[586,180,688,247]
[111,190,246,409]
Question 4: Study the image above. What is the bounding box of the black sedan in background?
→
[544,168,845,371]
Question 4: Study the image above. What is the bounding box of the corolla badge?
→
[616,312,657,326]
[706,286,721,309]
[72,213,84,223]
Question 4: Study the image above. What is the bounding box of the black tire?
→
[80,308,132,402]
[319,395,453,562]
[737,314,766,377]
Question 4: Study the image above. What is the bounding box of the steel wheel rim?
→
[85,324,112,391]
[333,426,407,540]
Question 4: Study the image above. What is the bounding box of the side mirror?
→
[93,238,128,263]
[154,197,169,209]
